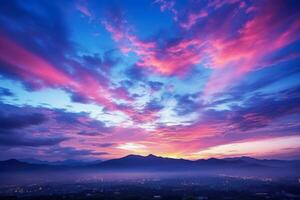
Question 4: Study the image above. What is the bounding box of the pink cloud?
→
[154,0,178,21]
[208,0,243,9]
[0,34,72,88]
[136,38,204,76]
[0,33,169,125]
[103,1,300,100]
[203,1,300,97]
[180,10,208,30]
[117,104,159,124]
[0,34,130,111]
[103,19,204,76]
[75,0,92,17]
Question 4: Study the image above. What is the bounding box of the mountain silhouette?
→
[96,154,194,171]
[1,155,299,177]
[0,159,50,171]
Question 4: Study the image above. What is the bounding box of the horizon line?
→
[2,153,299,163]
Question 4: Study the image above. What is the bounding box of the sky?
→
[0,0,300,161]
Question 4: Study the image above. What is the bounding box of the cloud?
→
[117,142,147,152]
[0,0,134,115]
[0,0,73,64]
[0,102,113,146]
[174,93,199,115]
[77,131,102,136]
[146,82,300,156]
[103,10,203,76]
[0,34,72,88]
[202,0,300,97]
[154,0,178,21]
[192,135,300,159]
[0,130,68,147]
[0,22,134,114]
[0,105,47,130]
[76,0,92,18]
[179,10,208,30]
[98,143,115,148]
[227,87,300,131]
[148,81,164,91]
[0,87,13,97]
[149,0,300,96]
[44,146,109,160]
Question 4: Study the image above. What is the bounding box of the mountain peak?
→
[122,154,159,159]
[146,154,157,158]
[125,154,141,158]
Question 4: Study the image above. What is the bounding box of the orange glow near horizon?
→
[191,135,300,160]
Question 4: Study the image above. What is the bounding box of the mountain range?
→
[1,154,299,177]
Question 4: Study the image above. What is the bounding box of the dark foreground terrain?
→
[0,175,300,200]
[1,155,299,200]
